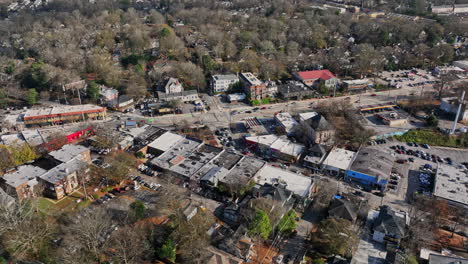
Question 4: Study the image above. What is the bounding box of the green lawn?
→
[395,129,468,148]
[36,198,55,214]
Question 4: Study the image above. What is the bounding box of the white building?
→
[434,164,468,208]
[212,74,239,93]
[165,78,184,94]
[254,165,314,198]
[321,147,356,176]
[274,112,299,135]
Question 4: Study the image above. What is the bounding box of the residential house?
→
[328,196,358,223]
[239,72,267,100]
[212,74,239,93]
[99,86,119,103]
[48,144,91,164]
[372,206,407,247]
[252,183,295,209]
[294,70,339,89]
[164,77,184,94]
[217,225,254,261]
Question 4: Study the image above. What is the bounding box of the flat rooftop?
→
[246,134,305,158]
[350,148,394,182]
[21,129,45,146]
[275,112,298,133]
[254,165,313,198]
[192,151,243,181]
[150,138,202,170]
[222,157,266,186]
[49,144,89,163]
[23,104,105,119]
[213,74,238,81]
[322,148,356,171]
[240,72,262,86]
[147,131,185,152]
[169,144,223,177]
[2,165,46,187]
[434,164,468,206]
[298,112,319,122]
[1,133,26,146]
[40,158,87,184]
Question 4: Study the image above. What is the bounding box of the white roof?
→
[1,134,26,146]
[275,112,298,133]
[246,135,305,158]
[246,134,279,146]
[240,72,262,86]
[227,93,246,101]
[21,129,45,146]
[254,165,312,197]
[434,164,468,206]
[49,144,89,163]
[270,137,305,157]
[147,131,185,152]
[343,79,369,85]
[24,104,104,118]
[298,112,319,122]
[322,148,356,171]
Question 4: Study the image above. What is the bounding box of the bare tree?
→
[108,225,151,264]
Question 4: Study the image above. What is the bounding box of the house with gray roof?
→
[328,197,358,223]
[372,206,407,247]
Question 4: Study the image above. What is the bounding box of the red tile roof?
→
[297,70,336,81]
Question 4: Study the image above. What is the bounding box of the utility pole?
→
[450,91,465,135]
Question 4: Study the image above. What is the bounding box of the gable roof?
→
[309,114,333,131]
[328,198,357,222]
[297,70,336,81]
[373,206,405,238]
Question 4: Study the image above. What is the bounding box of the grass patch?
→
[395,129,468,148]
[36,198,55,214]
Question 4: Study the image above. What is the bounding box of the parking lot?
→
[379,69,437,91]
[368,140,468,205]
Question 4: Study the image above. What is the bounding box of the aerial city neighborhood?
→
[0,0,467,263]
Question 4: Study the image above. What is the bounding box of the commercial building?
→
[156,90,199,102]
[321,147,356,177]
[277,81,316,100]
[212,74,239,93]
[342,79,370,91]
[376,110,409,127]
[303,144,328,172]
[245,134,305,162]
[294,70,339,89]
[431,4,468,14]
[107,95,134,111]
[274,112,299,135]
[433,164,468,208]
[227,93,246,103]
[23,104,107,126]
[239,72,267,100]
[347,148,394,190]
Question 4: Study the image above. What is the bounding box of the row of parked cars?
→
[387,173,401,190]
[131,175,161,191]
[138,164,157,176]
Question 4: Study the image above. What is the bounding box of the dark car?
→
[245,110,252,113]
